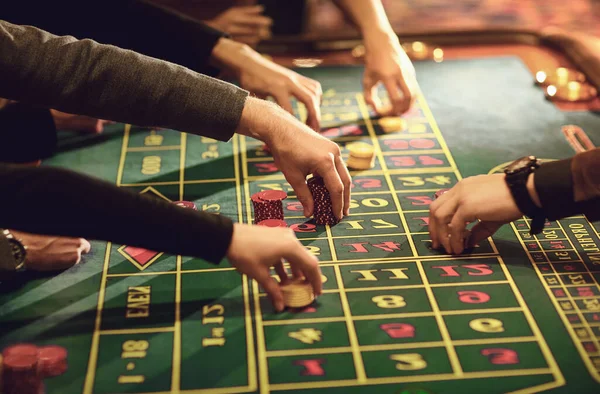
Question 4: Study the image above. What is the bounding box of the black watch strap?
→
[508,183,546,234]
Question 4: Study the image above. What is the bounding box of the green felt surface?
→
[1,56,600,394]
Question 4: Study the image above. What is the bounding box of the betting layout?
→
[243,86,562,393]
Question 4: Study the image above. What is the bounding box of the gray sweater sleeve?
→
[0,20,248,142]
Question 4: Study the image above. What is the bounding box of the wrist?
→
[236,97,279,143]
[210,37,253,75]
[363,26,399,48]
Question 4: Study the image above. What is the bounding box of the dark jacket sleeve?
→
[534,148,600,222]
[0,20,247,142]
[0,164,234,264]
[1,0,225,76]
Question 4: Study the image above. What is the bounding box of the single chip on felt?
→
[257,219,288,228]
[280,278,315,308]
[346,142,376,170]
[173,201,197,210]
[37,346,68,378]
[434,188,450,200]
[2,344,38,359]
[258,190,288,201]
[378,117,407,133]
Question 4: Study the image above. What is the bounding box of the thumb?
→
[287,173,313,218]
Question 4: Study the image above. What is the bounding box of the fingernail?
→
[276,301,285,312]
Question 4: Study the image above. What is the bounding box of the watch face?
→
[8,238,26,265]
[505,156,536,174]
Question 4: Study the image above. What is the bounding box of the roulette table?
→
[1,28,600,394]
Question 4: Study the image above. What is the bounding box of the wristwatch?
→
[504,156,546,234]
[0,229,27,274]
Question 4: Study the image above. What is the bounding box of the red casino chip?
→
[2,343,39,359]
[173,201,198,210]
[258,190,288,201]
[257,219,288,228]
[2,353,41,394]
[434,188,450,200]
[37,345,68,378]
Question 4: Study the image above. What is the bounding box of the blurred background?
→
[151,0,600,39]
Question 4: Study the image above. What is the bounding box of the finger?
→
[363,75,380,113]
[274,260,289,284]
[292,84,321,131]
[383,78,407,116]
[319,155,345,220]
[300,76,323,96]
[396,75,415,114]
[448,207,473,255]
[290,264,304,279]
[430,194,459,254]
[272,91,294,115]
[285,243,322,296]
[286,172,313,218]
[229,24,262,36]
[237,14,273,27]
[239,5,265,14]
[80,238,92,254]
[468,220,504,248]
[254,269,285,312]
[335,155,352,216]
[428,188,453,250]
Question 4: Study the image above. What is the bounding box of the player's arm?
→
[428,148,600,255]
[333,0,417,115]
[0,163,322,310]
[0,19,248,142]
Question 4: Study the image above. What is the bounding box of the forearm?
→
[333,0,395,38]
[533,148,600,221]
[0,20,247,142]
[0,164,234,264]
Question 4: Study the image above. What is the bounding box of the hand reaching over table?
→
[236,97,352,220]
[227,223,322,312]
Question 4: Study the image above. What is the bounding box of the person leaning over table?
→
[428,150,600,255]
[0,20,353,311]
[2,0,322,132]
[0,0,323,273]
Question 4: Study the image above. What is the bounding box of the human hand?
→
[211,38,322,130]
[362,31,418,116]
[204,5,272,46]
[50,109,114,134]
[428,174,528,255]
[227,223,322,311]
[237,98,352,219]
[11,230,91,271]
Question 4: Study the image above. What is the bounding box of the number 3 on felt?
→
[390,353,427,370]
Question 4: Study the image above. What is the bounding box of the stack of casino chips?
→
[346,142,376,170]
[307,176,339,226]
[280,278,315,308]
[251,190,287,224]
[1,343,68,394]
[378,116,407,133]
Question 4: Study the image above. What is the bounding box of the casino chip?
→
[2,344,38,359]
[280,278,315,308]
[307,176,339,226]
[378,117,407,133]
[252,190,287,224]
[173,201,197,210]
[2,353,42,394]
[37,346,68,378]
[257,219,288,228]
[346,142,375,170]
